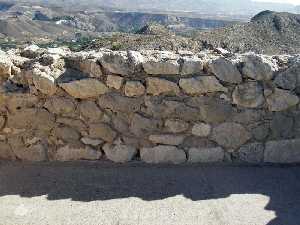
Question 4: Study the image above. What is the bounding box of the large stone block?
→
[88,123,117,143]
[55,145,102,161]
[179,76,227,95]
[211,123,251,149]
[266,88,299,112]
[149,134,185,146]
[188,147,224,163]
[264,139,300,163]
[140,145,186,164]
[238,142,264,163]
[59,78,108,99]
[146,77,180,96]
[209,57,242,84]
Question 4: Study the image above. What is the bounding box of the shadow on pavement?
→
[0,161,300,225]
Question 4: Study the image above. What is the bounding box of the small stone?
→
[270,113,293,139]
[165,119,189,133]
[59,78,108,99]
[192,123,211,137]
[188,147,224,163]
[232,82,265,108]
[210,57,242,84]
[238,142,264,163]
[88,123,117,143]
[179,76,228,95]
[52,126,80,142]
[12,144,47,162]
[55,145,102,161]
[264,139,300,163]
[180,56,203,75]
[124,81,145,97]
[106,75,124,90]
[146,77,180,96]
[149,134,185,146]
[81,137,103,146]
[103,144,137,163]
[211,123,251,149]
[140,145,186,164]
[252,124,269,141]
[266,88,299,112]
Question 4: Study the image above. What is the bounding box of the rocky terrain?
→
[0,45,300,164]
[196,11,300,54]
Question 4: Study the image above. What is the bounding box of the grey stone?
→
[149,134,185,146]
[242,54,277,80]
[264,139,300,163]
[211,123,251,149]
[179,76,228,95]
[140,145,186,164]
[143,53,180,75]
[103,144,137,163]
[274,71,297,90]
[81,137,103,146]
[180,56,203,75]
[266,88,299,112]
[191,123,211,137]
[210,57,242,84]
[238,142,264,163]
[165,119,189,133]
[130,113,162,137]
[55,145,102,161]
[232,82,265,108]
[270,114,294,139]
[252,124,269,141]
[188,147,224,163]
[32,68,57,95]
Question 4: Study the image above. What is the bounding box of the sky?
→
[254,0,300,5]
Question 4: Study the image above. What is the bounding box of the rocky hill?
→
[196,11,300,54]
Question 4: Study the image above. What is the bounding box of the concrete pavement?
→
[0,161,300,225]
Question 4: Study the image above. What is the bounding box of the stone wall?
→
[0,45,300,164]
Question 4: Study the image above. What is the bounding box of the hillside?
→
[195,11,300,54]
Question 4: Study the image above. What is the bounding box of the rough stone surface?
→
[81,137,103,146]
[88,123,117,143]
[79,101,103,122]
[238,142,264,163]
[266,88,299,112]
[0,52,12,77]
[188,147,224,163]
[180,56,203,75]
[44,97,75,115]
[211,123,252,149]
[103,144,137,163]
[106,75,123,90]
[32,69,57,95]
[232,82,265,108]
[146,77,180,96]
[264,139,300,163]
[242,54,277,80]
[179,76,227,95]
[165,119,189,133]
[55,145,102,161]
[143,56,180,75]
[59,78,108,99]
[149,134,185,146]
[124,81,145,97]
[141,145,186,164]
[210,57,242,84]
[191,123,211,137]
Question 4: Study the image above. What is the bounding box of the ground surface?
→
[0,161,300,225]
